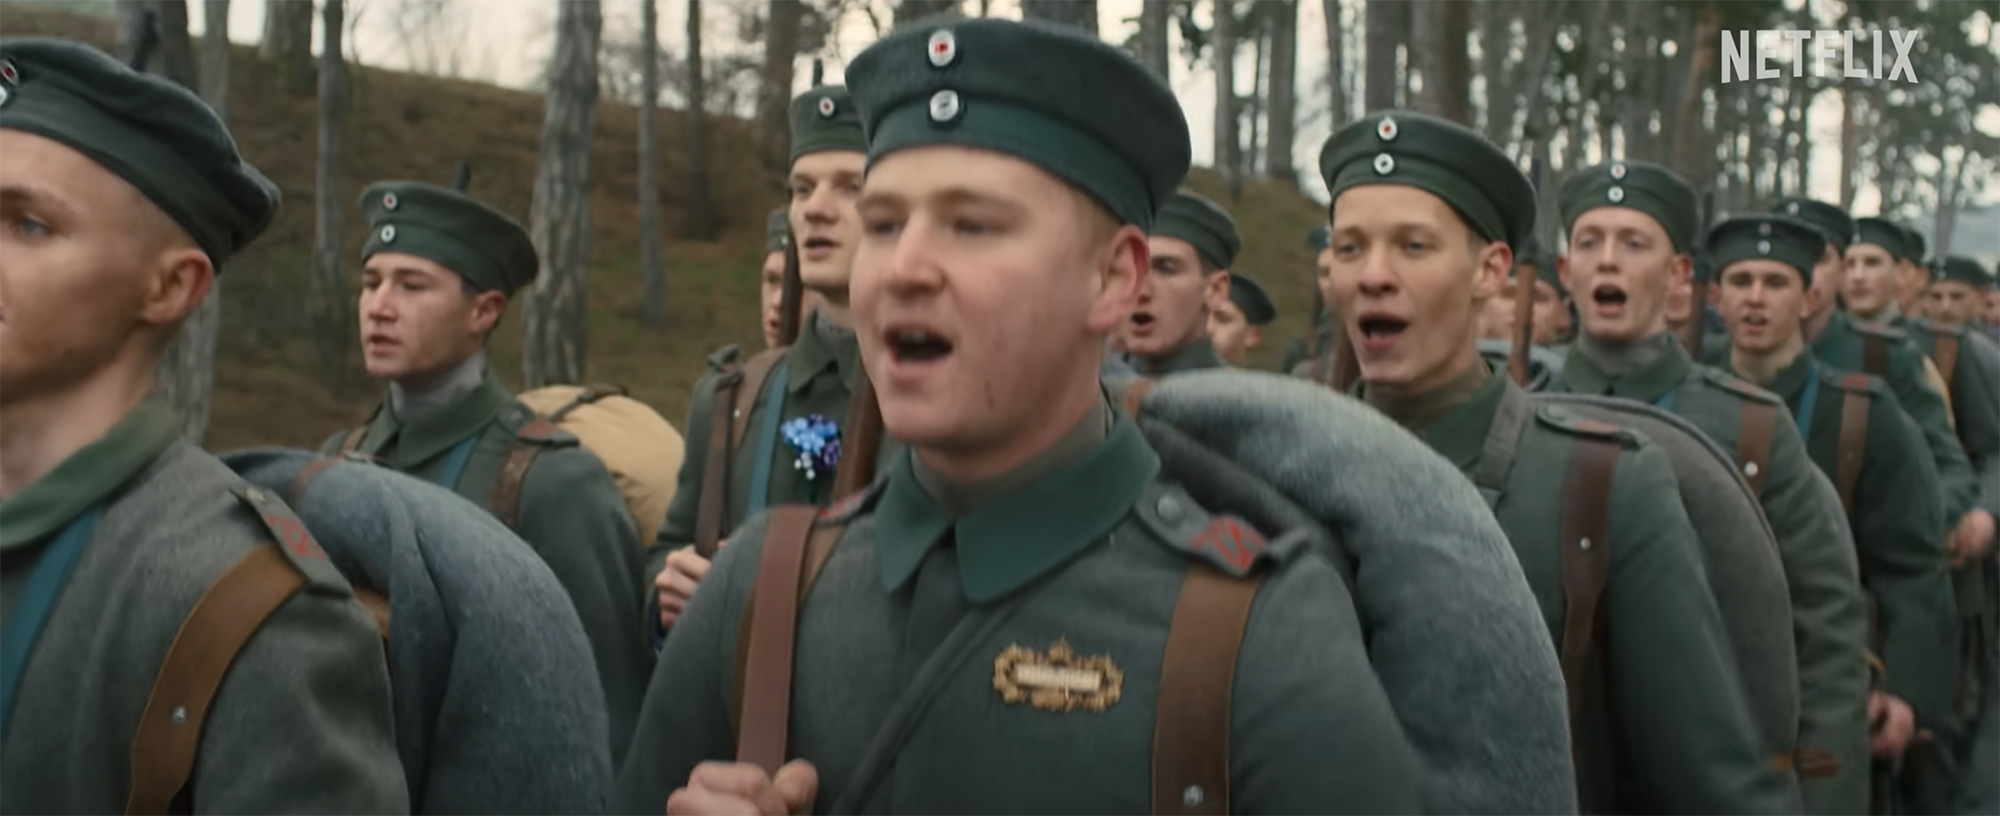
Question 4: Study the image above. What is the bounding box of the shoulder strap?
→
[337,426,367,457]
[488,418,557,530]
[830,374,884,500]
[1837,388,1872,514]
[731,349,789,454]
[1469,382,1531,507]
[734,505,842,774]
[1863,334,1889,377]
[126,543,308,816]
[1151,560,1262,815]
[1736,400,1778,496]
[1934,332,1961,385]
[1557,435,1621,783]
[696,367,747,558]
[548,383,629,423]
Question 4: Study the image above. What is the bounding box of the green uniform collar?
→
[1133,336,1227,376]
[366,370,511,468]
[872,414,1160,603]
[787,310,863,393]
[1562,333,1692,402]
[0,398,180,550]
[1377,362,1503,471]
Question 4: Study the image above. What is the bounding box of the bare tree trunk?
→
[1511,0,1559,154]
[1245,4,1266,180]
[1618,0,1651,160]
[150,0,196,86]
[1363,0,1400,112]
[523,0,602,389]
[894,0,961,26]
[1265,0,1297,182]
[1020,0,1098,34]
[1839,89,1861,209]
[1138,0,1170,79]
[311,0,352,394]
[1323,0,1347,129]
[639,0,667,328]
[1479,0,1514,144]
[1934,148,1965,254]
[759,0,801,170]
[680,0,717,240]
[1214,0,1240,197]
[1670,2,1719,185]
[1782,84,1810,196]
[167,0,230,444]
[200,0,229,116]
[262,0,315,96]
[1432,0,1472,124]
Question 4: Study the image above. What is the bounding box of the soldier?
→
[1898,225,1935,320]
[327,179,649,764]
[1924,257,1997,330]
[1982,286,2000,339]
[759,206,792,349]
[1551,161,1872,813]
[0,38,406,812]
[1279,227,1334,375]
[1209,272,1274,366]
[1324,111,1788,813]
[1709,214,1961,794]
[649,82,895,632]
[1122,189,1238,374]
[615,18,1429,813]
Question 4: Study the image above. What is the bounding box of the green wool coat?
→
[4,400,407,813]
[1125,336,1229,376]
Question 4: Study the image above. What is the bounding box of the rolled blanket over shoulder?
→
[222,448,612,815]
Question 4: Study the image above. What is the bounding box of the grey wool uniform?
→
[0,38,407,813]
[1553,162,1872,813]
[330,180,650,767]
[1323,111,1786,814]
[615,18,1427,813]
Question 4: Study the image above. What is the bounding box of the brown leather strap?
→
[1558,436,1620,781]
[1934,332,1961,386]
[830,374,883,500]
[1863,334,1888,377]
[736,505,820,774]
[730,512,843,732]
[338,426,367,457]
[548,383,630,423]
[1123,377,1158,418]
[1837,388,1871,514]
[1331,335,1361,393]
[1509,264,1537,386]
[1152,561,1261,816]
[695,367,746,558]
[1737,400,1778,496]
[284,458,340,507]
[126,544,306,816]
[352,585,392,642]
[489,420,555,530]
[730,350,789,454]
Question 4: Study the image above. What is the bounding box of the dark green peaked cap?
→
[765,206,792,251]
[789,85,866,162]
[1153,189,1241,269]
[1903,223,1928,260]
[0,37,279,265]
[845,17,1190,229]
[360,181,538,295]
[1560,160,1697,253]
[1227,273,1276,325]
[1854,217,1917,262]
[1772,197,1855,249]
[1320,110,1536,248]
[1706,214,1826,283]
[1940,255,1995,289]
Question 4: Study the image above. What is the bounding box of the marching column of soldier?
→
[0,13,1996,816]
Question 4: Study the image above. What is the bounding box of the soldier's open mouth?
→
[1358,316,1407,342]
[1743,313,1769,326]
[1129,312,1155,329]
[888,328,953,362]
[1592,285,1628,306]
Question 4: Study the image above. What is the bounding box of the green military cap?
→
[1307,224,1330,251]
[765,206,792,252]
[1153,190,1241,270]
[845,17,1190,230]
[1319,110,1536,248]
[1227,273,1276,325]
[789,85,866,163]
[1772,197,1855,249]
[1902,223,1928,260]
[1854,217,1918,262]
[0,37,279,265]
[1559,160,1698,253]
[1704,214,1827,283]
[360,181,538,295]
[1938,256,1993,289]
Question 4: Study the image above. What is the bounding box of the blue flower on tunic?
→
[781,415,842,482]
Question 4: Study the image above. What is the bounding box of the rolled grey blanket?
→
[222,448,612,815]
[1112,370,1575,814]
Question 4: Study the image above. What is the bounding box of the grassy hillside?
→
[9,6,1330,451]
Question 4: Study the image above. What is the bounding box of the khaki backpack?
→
[517,384,684,546]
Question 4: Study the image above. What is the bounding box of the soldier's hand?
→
[1951,510,1996,568]
[656,547,713,630]
[1868,691,1916,760]
[667,760,817,816]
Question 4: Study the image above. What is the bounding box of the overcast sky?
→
[193,0,1999,215]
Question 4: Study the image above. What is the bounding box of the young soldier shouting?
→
[1122,190,1238,374]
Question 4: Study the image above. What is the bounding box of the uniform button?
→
[1155,495,1184,524]
[170,705,188,725]
[1744,461,1760,478]
[244,487,267,503]
[1579,537,1593,551]
[1182,785,1206,807]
